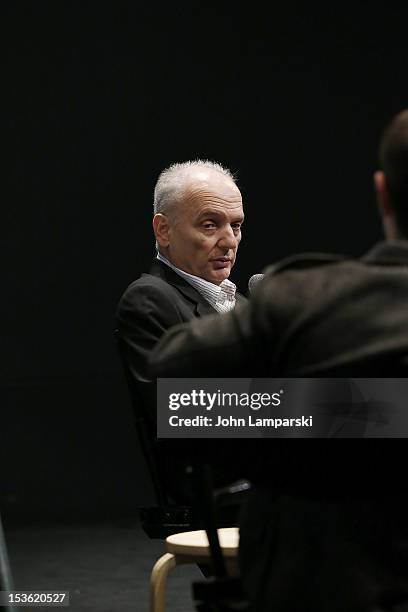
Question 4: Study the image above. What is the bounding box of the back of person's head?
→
[379,109,408,237]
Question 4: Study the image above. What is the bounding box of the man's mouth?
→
[211,257,231,270]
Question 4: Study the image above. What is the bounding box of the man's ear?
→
[153,213,170,247]
[374,170,391,217]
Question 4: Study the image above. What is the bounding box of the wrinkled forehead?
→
[178,171,243,219]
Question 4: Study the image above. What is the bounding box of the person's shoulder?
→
[263,252,347,278]
[125,272,171,294]
[252,252,353,316]
[117,272,178,312]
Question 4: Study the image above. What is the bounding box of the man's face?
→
[164,172,244,285]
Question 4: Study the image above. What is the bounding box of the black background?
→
[2,2,408,520]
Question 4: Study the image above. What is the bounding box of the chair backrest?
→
[190,464,251,611]
[115,333,169,506]
[115,333,206,538]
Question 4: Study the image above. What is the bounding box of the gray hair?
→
[153,159,236,216]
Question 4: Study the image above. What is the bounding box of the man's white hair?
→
[153,159,236,215]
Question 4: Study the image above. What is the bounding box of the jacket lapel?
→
[149,259,217,316]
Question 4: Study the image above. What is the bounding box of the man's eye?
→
[203,223,216,229]
[232,224,242,232]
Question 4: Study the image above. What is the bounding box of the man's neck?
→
[157,251,222,286]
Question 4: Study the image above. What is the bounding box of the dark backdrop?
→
[3,2,408,520]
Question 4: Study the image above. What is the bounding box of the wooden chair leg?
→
[149,552,177,612]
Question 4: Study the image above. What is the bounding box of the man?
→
[117,159,245,502]
[151,112,408,611]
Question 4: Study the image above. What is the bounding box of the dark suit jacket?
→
[152,242,408,611]
[152,242,408,379]
[116,258,247,501]
[117,259,218,393]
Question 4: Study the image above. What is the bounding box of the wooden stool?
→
[150,527,239,612]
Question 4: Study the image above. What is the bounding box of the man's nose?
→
[218,226,238,250]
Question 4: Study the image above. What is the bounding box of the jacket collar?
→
[148,259,217,315]
[362,240,408,266]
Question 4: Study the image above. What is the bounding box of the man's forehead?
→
[195,202,245,220]
[183,193,243,221]
[171,170,243,221]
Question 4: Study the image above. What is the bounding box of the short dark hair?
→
[379,109,408,237]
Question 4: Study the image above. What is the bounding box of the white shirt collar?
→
[157,252,236,312]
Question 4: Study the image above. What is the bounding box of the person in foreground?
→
[116,159,246,501]
[151,111,408,611]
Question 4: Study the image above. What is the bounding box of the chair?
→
[116,334,201,538]
[116,338,251,608]
[150,527,239,612]
[149,464,250,612]
[117,335,249,538]
[131,384,200,538]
